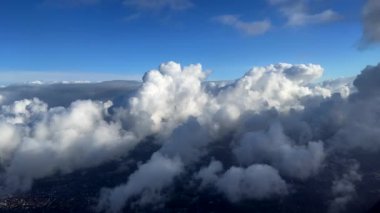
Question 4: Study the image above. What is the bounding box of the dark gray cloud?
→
[353,63,380,97]
[233,122,325,180]
[331,64,380,151]
[360,0,380,47]
[328,162,361,213]
[97,152,183,212]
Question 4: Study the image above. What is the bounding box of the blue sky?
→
[0,0,379,83]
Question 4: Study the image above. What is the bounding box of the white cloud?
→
[125,62,208,137]
[3,61,380,213]
[96,61,346,211]
[0,99,138,194]
[214,15,271,36]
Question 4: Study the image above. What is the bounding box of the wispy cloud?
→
[214,15,271,37]
[269,0,341,27]
[42,0,101,8]
[123,0,193,12]
[122,0,193,22]
[286,9,341,27]
[213,1,339,36]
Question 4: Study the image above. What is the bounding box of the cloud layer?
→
[0,61,379,213]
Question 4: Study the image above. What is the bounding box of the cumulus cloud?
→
[0,98,140,194]
[196,161,288,202]
[360,0,380,47]
[319,77,354,98]
[124,62,208,138]
[216,164,288,202]
[214,15,271,36]
[331,64,380,151]
[3,60,380,212]
[233,122,325,179]
[282,63,324,84]
[195,160,223,187]
[97,117,210,212]
[353,63,380,97]
[211,63,326,117]
[95,61,350,211]
[97,152,183,213]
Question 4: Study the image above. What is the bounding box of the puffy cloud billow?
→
[233,122,325,180]
[0,98,138,194]
[1,61,380,212]
[196,160,288,202]
[328,161,362,213]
